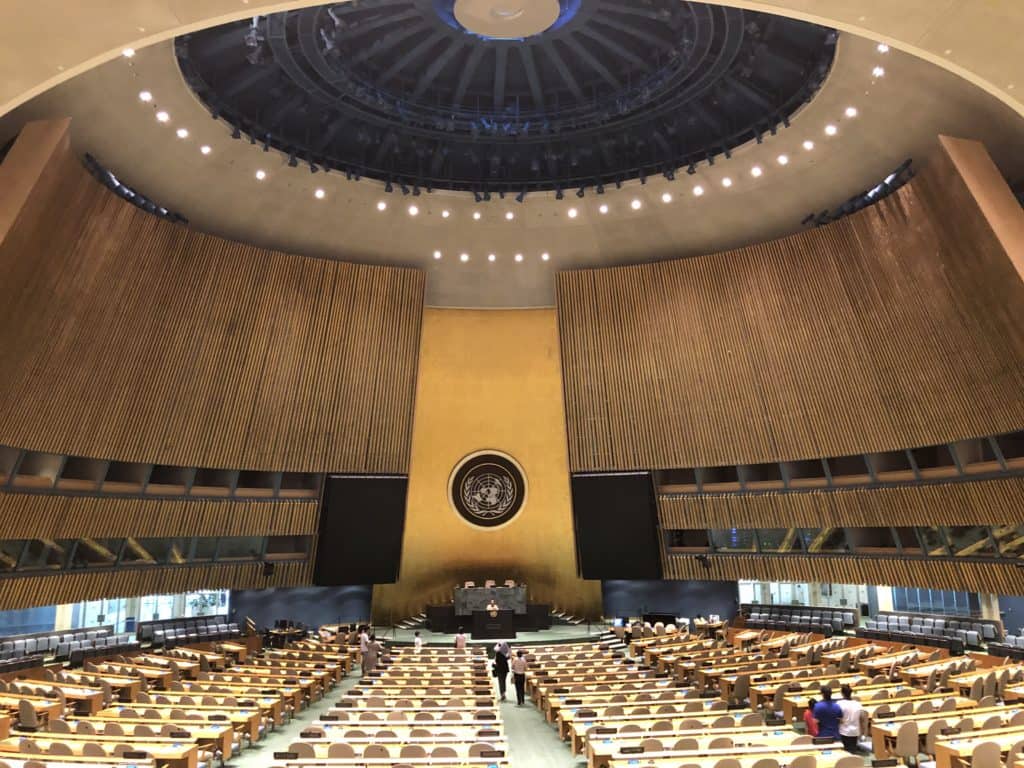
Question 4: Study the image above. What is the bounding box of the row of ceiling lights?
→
[432,251,552,263]
[125,43,890,264]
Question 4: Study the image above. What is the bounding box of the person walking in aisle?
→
[363,633,384,676]
[413,631,423,652]
[454,627,468,649]
[359,625,371,676]
[493,641,511,700]
[812,686,843,741]
[511,649,528,705]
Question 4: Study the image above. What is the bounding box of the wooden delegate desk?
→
[293,737,509,759]
[0,714,8,739]
[779,685,965,723]
[271,758,509,768]
[101,702,263,742]
[15,680,105,715]
[605,743,850,768]
[588,727,809,768]
[0,692,63,724]
[869,704,1017,756]
[561,707,744,750]
[933,722,1024,768]
[68,715,235,757]
[0,756,157,768]
[0,734,200,768]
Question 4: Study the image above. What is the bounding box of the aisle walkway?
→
[499,681,581,768]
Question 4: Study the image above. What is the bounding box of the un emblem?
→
[449,451,526,528]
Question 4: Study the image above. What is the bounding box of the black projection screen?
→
[570,472,663,579]
[313,474,408,585]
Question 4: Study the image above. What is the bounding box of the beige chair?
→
[893,720,920,767]
[752,760,781,768]
[714,759,742,768]
[639,738,664,752]
[790,755,817,768]
[81,742,107,757]
[741,712,763,726]
[650,720,673,731]
[15,700,39,732]
[288,742,316,758]
[970,741,1003,768]
[675,738,699,750]
[47,719,71,734]
[432,746,458,757]
[709,736,734,749]
[364,744,390,758]
[400,744,428,758]
[834,757,864,768]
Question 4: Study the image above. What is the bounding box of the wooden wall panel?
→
[557,138,1024,471]
[663,553,1022,595]
[658,477,1024,529]
[0,493,319,539]
[0,560,311,611]
[0,120,424,473]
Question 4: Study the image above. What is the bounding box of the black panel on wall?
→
[313,475,408,585]
[571,472,662,579]
[602,580,738,621]
[230,586,372,630]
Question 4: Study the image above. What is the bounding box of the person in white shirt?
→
[358,625,371,676]
[837,684,867,753]
[511,649,528,705]
[413,631,423,651]
[454,627,468,649]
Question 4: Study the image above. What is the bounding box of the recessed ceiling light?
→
[803,140,815,151]
[155,111,169,123]
[441,209,450,218]
[630,199,642,210]
[514,253,523,262]
[255,170,266,180]
[199,145,211,155]
[599,204,609,214]
[433,250,442,260]
[721,177,733,188]
[825,124,838,136]
[376,201,387,211]
[460,253,470,262]
[314,188,326,199]
[176,128,189,139]
[408,205,419,216]
[567,207,578,219]
[872,66,886,78]
[505,211,514,221]
[777,154,789,165]
[472,211,481,220]
[122,48,136,58]
[138,90,152,102]
[750,166,763,178]
[488,253,496,262]
[541,252,550,261]
[877,43,890,54]
[845,106,859,118]
[661,192,673,204]
[692,185,704,197]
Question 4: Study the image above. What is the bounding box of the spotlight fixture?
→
[514,253,523,263]
[482,191,491,202]
[473,211,481,221]
[408,205,419,216]
[721,177,733,188]
[803,140,815,151]
[631,199,642,210]
[400,183,410,195]
[515,190,526,204]
[122,48,136,58]
[385,181,393,193]
[412,185,421,196]
[377,201,387,211]
[599,204,609,214]
[200,145,211,155]
[567,207,578,219]
[541,252,550,261]
[433,250,442,260]
[825,124,838,136]
[692,185,704,197]
[664,169,675,181]
[555,188,565,201]
[288,153,298,168]
[751,166,763,178]
[176,128,189,139]
[441,209,451,218]
[138,90,152,102]
[596,184,605,195]
[576,186,585,198]
[877,43,889,53]
[473,190,483,203]
[777,154,789,165]
[460,253,469,262]
[845,106,859,118]
[308,161,319,174]
[155,111,170,123]
[262,135,270,152]
[661,192,672,204]
[230,126,241,140]
[314,188,325,199]
[505,211,514,221]
[872,66,886,78]
[488,253,496,262]
[687,163,697,176]
[255,170,266,180]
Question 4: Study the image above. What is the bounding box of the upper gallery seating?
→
[859,611,1003,649]
[136,616,240,648]
[741,604,858,635]
[0,626,139,669]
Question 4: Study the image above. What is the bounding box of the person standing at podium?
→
[493,641,510,700]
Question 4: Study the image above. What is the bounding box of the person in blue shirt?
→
[812,686,843,740]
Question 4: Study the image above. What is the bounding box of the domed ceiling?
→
[175,0,836,195]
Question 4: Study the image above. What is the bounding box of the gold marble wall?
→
[372,308,601,623]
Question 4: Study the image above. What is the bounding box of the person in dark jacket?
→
[493,641,510,700]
